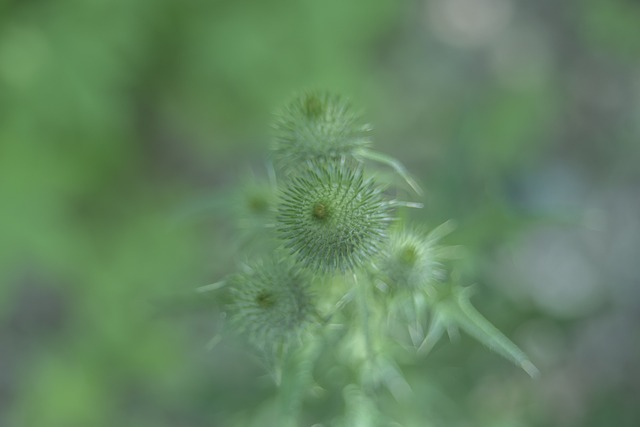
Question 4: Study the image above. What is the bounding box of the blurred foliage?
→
[1,0,639,426]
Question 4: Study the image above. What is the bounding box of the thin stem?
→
[277,338,322,427]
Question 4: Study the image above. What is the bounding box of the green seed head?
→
[271,91,371,169]
[277,162,392,273]
[228,257,316,353]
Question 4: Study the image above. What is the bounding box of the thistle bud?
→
[271,91,424,195]
[277,162,392,273]
[271,91,371,169]
[227,257,316,354]
[379,222,457,291]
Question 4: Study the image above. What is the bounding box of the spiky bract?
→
[277,163,392,273]
[228,258,316,353]
[272,91,371,168]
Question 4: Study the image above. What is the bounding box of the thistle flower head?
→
[277,162,392,273]
[227,257,316,353]
[379,222,456,292]
[232,179,276,226]
[271,91,371,168]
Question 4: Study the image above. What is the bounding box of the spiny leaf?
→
[424,284,539,377]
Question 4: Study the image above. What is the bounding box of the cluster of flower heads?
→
[222,92,396,357]
[221,90,537,379]
[271,91,423,276]
[225,91,397,355]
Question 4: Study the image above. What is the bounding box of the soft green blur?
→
[1,0,639,426]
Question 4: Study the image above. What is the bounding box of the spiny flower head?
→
[277,162,392,273]
[271,91,371,168]
[227,257,316,353]
[232,179,276,230]
[378,222,456,292]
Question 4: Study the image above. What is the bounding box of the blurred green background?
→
[1,0,639,426]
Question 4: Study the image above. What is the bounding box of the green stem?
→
[354,273,374,363]
[277,339,322,427]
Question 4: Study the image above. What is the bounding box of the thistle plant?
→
[204,91,537,426]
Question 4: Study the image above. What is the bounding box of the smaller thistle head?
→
[227,177,280,254]
[378,222,457,292]
[232,178,276,227]
[227,257,316,354]
[277,162,392,273]
[271,91,371,168]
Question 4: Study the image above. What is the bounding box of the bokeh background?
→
[1,0,639,426]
